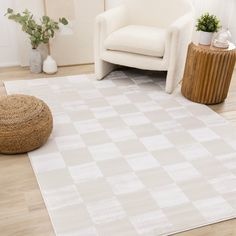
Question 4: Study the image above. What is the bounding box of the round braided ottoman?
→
[0,95,53,154]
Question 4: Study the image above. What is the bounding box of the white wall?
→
[14,0,45,66]
[46,0,104,66]
[191,0,236,44]
[105,0,122,9]
[106,0,236,43]
[192,0,235,28]
[0,0,19,67]
[0,0,45,67]
[1,0,103,67]
[229,0,236,44]
[1,0,236,67]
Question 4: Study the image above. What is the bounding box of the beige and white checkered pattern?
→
[4,69,236,236]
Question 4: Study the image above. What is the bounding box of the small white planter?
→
[199,31,214,46]
[43,55,58,74]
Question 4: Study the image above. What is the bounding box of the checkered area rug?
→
[4,70,236,236]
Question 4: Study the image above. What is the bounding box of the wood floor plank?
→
[0,65,235,236]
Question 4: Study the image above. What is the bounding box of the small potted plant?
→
[5,8,68,73]
[196,13,221,45]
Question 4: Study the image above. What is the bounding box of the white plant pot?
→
[29,48,42,73]
[43,55,58,74]
[199,31,214,46]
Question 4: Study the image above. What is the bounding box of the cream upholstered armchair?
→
[95,0,194,93]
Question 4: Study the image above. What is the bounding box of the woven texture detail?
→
[0,95,53,154]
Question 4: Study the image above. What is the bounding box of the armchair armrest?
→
[96,6,127,38]
[94,6,127,79]
[169,13,194,32]
[165,13,194,93]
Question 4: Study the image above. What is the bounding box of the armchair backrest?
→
[124,0,193,27]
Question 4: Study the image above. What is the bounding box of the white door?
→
[45,0,104,66]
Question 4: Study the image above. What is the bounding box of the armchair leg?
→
[95,59,117,80]
[165,67,184,94]
[165,70,175,94]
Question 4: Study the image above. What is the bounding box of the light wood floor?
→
[0,65,235,236]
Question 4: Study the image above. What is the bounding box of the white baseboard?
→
[0,62,20,68]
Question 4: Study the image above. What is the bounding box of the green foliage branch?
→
[5,8,68,49]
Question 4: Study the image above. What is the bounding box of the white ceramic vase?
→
[199,31,214,46]
[29,48,42,73]
[43,55,58,74]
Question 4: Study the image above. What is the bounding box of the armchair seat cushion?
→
[104,25,167,57]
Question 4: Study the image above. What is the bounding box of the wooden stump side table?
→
[181,43,236,104]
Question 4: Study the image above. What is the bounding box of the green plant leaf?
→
[59,17,68,25]
[7,8,13,14]
[42,15,50,22]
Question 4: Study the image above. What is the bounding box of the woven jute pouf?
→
[0,95,53,154]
